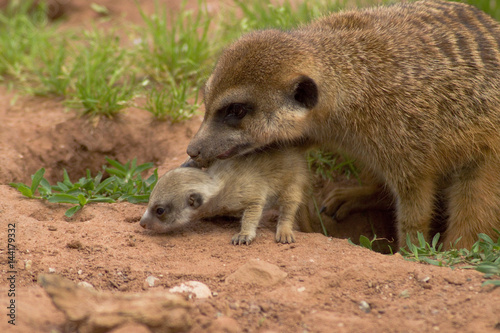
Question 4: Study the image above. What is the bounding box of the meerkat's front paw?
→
[275,227,295,244]
[231,233,255,245]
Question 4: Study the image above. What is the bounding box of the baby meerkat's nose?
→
[140,211,150,229]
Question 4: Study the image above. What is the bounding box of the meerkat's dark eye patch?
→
[293,76,318,109]
[216,103,253,127]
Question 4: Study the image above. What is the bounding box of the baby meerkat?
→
[140,147,310,245]
[187,0,500,249]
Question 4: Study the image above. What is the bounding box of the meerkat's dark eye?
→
[216,103,253,127]
[225,103,249,119]
[155,204,171,217]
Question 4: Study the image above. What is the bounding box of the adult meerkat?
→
[187,0,500,249]
[140,147,311,245]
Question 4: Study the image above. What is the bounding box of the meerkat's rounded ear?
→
[187,193,203,209]
[293,76,318,109]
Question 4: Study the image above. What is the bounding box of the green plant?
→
[218,0,350,43]
[400,231,500,286]
[136,0,212,86]
[10,158,158,217]
[0,0,54,81]
[141,80,200,122]
[349,234,395,254]
[307,149,360,181]
[67,31,136,117]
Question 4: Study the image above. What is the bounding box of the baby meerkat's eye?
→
[154,204,171,217]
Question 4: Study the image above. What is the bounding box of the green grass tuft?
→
[10,158,158,217]
[141,80,200,122]
[67,31,136,117]
[399,231,500,286]
[307,149,360,181]
[136,0,212,86]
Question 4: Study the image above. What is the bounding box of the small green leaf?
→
[77,194,87,206]
[48,194,81,205]
[431,233,440,250]
[359,235,372,250]
[30,168,46,195]
[56,181,70,192]
[65,205,82,218]
[88,196,115,203]
[94,176,116,194]
[106,168,127,178]
[123,194,150,204]
[105,157,127,172]
[40,178,52,195]
[134,162,154,175]
[15,184,34,198]
[145,170,158,187]
[422,257,442,266]
[63,169,73,187]
[481,280,500,287]
[478,233,494,244]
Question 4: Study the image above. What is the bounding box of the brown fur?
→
[140,147,311,244]
[187,0,500,249]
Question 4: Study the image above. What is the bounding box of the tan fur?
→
[187,0,500,249]
[140,147,310,245]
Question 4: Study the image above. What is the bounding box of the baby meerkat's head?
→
[139,167,215,233]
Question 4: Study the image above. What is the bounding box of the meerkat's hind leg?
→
[231,200,265,245]
[444,156,500,250]
[395,177,437,249]
[321,184,392,221]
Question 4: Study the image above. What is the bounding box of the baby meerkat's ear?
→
[293,76,318,110]
[187,193,203,209]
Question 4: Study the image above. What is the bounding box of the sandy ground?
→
[0,1,499,332]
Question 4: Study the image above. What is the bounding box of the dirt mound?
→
[1,183,499,332]
[0,86,200,184]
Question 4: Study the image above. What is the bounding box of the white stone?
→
[77,281,94,290]
[169,281,212,299]
[145,275,160,287]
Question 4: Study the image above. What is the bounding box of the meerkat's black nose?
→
[187,146,200,159]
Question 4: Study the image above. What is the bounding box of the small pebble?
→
[145,275,160,287]
[297,287,306,292]
[48,267,56,273]
[77,281,94,289]
[24,260,32,270]
[399,290,410,298]
[169,281,212,299]
[359,300,371,313]
[78,270,83,275]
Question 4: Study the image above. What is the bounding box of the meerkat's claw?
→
[231,233,254,245]
[275,230,295,244]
